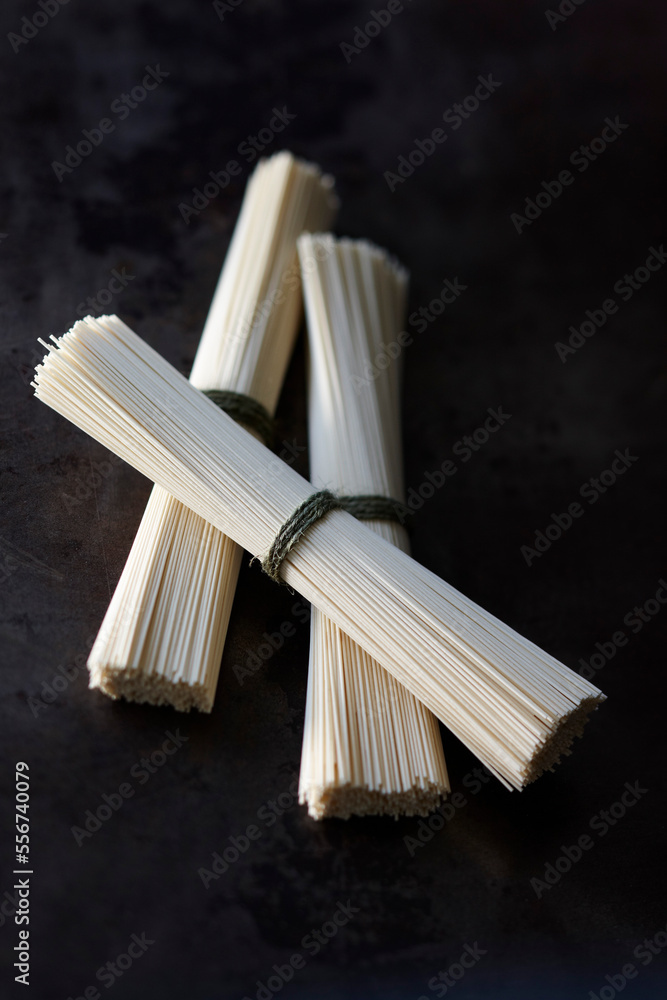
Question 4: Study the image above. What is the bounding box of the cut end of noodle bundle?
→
[522,693,604,785]
[303,782,448,822]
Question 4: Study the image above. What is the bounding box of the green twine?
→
[259,490,408,586]
[202,389,274,448]
[260,490,342,584]
[340,493,410,525]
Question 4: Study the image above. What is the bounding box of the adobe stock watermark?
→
[352,276,468,391]
[60,450,125,512]
[0,885,23,930]
[555,244,666,362]
[27,632,96,718]
[384,75,502,191]
[396,407,512,524]
[418,941,487,999]
[51,65,170,182]
[75,267,135,317]
[70,729,188,846]
[529,780,647,898]
[230,234,334,345]
[578,578,667,682]
[511,116,629,234]
[588,919,667,1000]
[246,437,308,497]
[545,0,590,31]
[8,0,71,54]
[65,933,155,999]
[233,599,309,685]
[358,674,404,724]
[28,602,144,717]
[178,106,296,224]
[212,0,243,21]
[404,767,492,856]
[242,901,359,1000]
[197,774,300,888]
[520,448,639,567]
[0,536,62,591]
[340,0,413,63]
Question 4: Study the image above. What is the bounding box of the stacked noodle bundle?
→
[298,234,450,819]
[32,316,605,790]
[86,152,337,711]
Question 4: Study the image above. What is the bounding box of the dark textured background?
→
[1,1,666,998]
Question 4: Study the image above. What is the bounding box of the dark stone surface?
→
[1,1,665,997]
